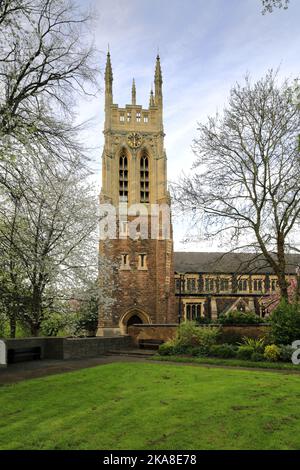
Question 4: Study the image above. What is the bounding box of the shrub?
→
[176,322,220,350]
[250,352,265,362]
[172,344,194,355]
[209,344,237,358]
[158,342,175,356]
[188,346,209,357]
[269,301,300,345]
[159,322,220,357]
[236,345,254,360]
[278,344,296,362]
[40,312,66,337]
[218,326,267,345]
[239,336,265,352]
[218,311,262,325]
[197,316,212,325]
[264,344,281,362]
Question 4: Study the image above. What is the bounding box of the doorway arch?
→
[119,308,151,334]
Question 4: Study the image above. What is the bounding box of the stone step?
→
[106,349,156,357]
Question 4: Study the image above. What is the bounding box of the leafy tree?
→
[269,301,300,344]
[0,0,98,169]
[72,282,101,336]
[0,1,113,337]
[173,71,300,301]
[0,156,114,337]
[261,0,289,14]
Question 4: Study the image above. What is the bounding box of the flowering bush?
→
[264,344,281,362]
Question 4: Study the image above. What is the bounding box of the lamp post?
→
[178,273,185,324]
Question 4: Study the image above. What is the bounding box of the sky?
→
[77,0,300,251]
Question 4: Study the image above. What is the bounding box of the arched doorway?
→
[126,315,143,329]
[119,308,151,334]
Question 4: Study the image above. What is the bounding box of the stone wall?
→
[62,336,132,360]
[218,325,269,344]
[128,323,270,346]
[2,335,133,365]
[128,324,178,346]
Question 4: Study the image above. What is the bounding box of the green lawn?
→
[1,362,300,450]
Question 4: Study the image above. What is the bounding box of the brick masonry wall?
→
[99,231,176,329]
[128,324,178,346]
[62,336,132,360]
[128,324,270,346]
[4,336,133,363]
[218,325,269,344]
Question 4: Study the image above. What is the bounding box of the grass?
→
[2,362,300,449]
[154,355,300,371]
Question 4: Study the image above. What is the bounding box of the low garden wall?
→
[218,325,269,344]
[128,324,178,346]
[128,323,270,346]
[0,335,133,366]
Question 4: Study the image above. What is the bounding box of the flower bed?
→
[157,320,299,365]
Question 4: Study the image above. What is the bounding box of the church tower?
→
[97,52,175,336]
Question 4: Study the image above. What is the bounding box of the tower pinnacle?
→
[131,78,136,105]
[105,50,113,97]
[154,54,162,106]
[149,85,155,107]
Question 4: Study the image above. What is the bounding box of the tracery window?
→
[186,304,201,321]
[238,279,248,291]
[253,279,263,292]
[140,151,149,203]
[119,150,128,200]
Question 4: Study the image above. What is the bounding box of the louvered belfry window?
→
[140,152,149,203]
[119,150,128,200]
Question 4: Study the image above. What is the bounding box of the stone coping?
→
[130,324,178,327]
[130,323,269,327]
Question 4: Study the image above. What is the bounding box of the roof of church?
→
[174,252,300,275]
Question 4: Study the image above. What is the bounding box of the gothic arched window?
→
[140,151,149,203]
[119,149,128,201]
[186,304,191,321]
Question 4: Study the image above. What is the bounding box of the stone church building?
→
[97,53,299,336]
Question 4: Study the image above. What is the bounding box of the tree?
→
[0,0,99,205]
[0,0,98,152]
[172,71,300,301]
[261,0,289,14]
[0,0,108,337]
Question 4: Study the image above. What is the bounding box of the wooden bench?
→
[139,339,164,350]
[7,347,41,364]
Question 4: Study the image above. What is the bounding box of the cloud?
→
[77,0,300,251]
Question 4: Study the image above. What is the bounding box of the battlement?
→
[108,103,160,132]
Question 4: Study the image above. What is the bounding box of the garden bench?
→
[139,339,164,350]
[7,346,41,364]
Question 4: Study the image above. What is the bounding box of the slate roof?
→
[174,252,300,275]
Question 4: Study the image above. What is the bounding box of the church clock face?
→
[127,132,142,149]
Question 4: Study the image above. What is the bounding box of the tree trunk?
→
[277,271,289,301]
[30,286,42,337]
[9,317,16,338]
[277,233,289,302]
[30,322,40,337]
